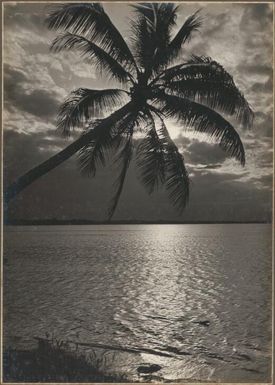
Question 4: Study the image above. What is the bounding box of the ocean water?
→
[3,224,272,382]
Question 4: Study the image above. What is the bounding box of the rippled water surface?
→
[4,224,272,382]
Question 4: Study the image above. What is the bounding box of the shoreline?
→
[3,338,132,383]
[4,221,272,226]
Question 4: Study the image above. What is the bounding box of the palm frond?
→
[47,3,103,35]
[57,88,127,136]
[132,3,178,35]
[163,56,254,130]
[157,57,226,89]
[149,57,209,87]
[136,116,166,193]
[131,3,157,30]
[78,109,135,177]
[166,78,254,128]
[165,148,189,213]
[108,133,134,220]
[51,33,133,83]
[165,11,202,62]
[158,93,246,165]
[131,3,178,75]
[106,108,149,219]
[130,16,152,71]
[78,119,112,176]
[46,3,137,69]
[159,120,189,212]
[162,57,232,81]
[136,114,189,211]
[158,3,179,29]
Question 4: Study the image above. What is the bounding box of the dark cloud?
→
[4,64,61,119]
[3,129,73,183]
[257,174,273,190]
[4,3,48,30]
[202,12,231,37]
[180,139,227,166]
[253,111,273,138]
[237,64,272,77]
[259,150,273,169]
[240,3,273,32]
[15,89,60,119]
[250,75,273,94]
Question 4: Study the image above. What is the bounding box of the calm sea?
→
[3,224,272,382]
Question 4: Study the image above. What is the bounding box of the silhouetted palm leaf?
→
[136,116,166,193]
[107,110,149,218]
[165,150,189,213]
[166,11,202,61]
[130,16,152,71]
[108,134,134,220]
[159,120,189,211]
[78,120,115,177]
[137,115,189,210]
[161,56,254,128]
[78,110,135,177]
[167,79,253,128]
[155,56,219,85]
[157,93,245,165]
[141,10,202,75]
[132,3,177,36]
[57,88,127,136]
[47,3,137,69]
[131,3,178,75]
[51,33,133,83]
[132,3,159,30]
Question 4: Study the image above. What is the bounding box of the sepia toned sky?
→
[3,2,273,222]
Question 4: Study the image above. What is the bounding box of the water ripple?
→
[3,224,272,382]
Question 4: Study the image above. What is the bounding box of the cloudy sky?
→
[3,2,273,222]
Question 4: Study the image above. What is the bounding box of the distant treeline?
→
[4,219,272,226]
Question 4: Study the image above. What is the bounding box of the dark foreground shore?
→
[3,337,175,383]
[3,338,131,383]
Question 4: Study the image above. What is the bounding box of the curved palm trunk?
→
[5,134,90,204]
[4,103,132,204]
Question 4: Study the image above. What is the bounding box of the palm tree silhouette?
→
[5,3,253,219]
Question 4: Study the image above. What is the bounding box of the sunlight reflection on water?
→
[3,224,272,382]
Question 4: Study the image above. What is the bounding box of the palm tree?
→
[5,3,253,219]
